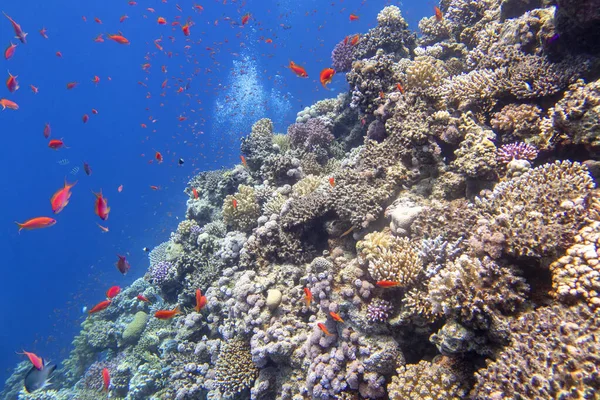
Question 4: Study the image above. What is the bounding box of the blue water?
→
[0,0,428,385]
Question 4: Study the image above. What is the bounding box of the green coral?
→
[122,311,149,343]
[223,185,260,232]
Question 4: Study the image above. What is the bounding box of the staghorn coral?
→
[427,255,528,329]
[212,339,258,397]
[474,161,595,257]
[472,304,600,399]
[222,185,260,232]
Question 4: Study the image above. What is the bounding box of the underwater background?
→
[2,0,600,398]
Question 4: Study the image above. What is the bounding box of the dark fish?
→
[24,360,56,393]
[83,162,92,176]
[143,247,150,252]
[115,254,131,275]
[178,158,184,165]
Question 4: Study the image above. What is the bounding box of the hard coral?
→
[472,305,600,399]
[222,185,260,232]
[212,339,258,397]
[287,117,334,153]
[331,38,356,73]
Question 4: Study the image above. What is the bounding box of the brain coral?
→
[472,304,600,399]
[222,184,260,232]
[474,161,595,258]
[213,338,258,397]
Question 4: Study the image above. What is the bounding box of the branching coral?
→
[331,38,356,73]
[212,339,258,397]
[222,185,260,232]
[452,114,498,178]
[491,103,543,143]
[288,117,334,153]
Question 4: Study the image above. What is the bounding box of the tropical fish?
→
[319,68,335,89]
[329,311,344,323]
[15,217,56,233]
[232,198,238,210]
[195,289,207,312]
[106,286,121,299]
[288,61,308,78]
[24,361,56,393]
[350,34,359,45]
[157,17,166,25]
[155,305,180,319]
[118,184,123,192]
[83,162,92,176]
[102,368,110,392]
[94,34,104,43]
[304,287,312,308]
[107,34,129,44]
[16,350,43,370]
[376,280,401,288]
[3,12,28,44]
[82,114,89,123]
[396,83,404,94]
[39,27,48,38]
[92,76,100,85]
[150,185,160,190]
[93,190,110,220]
[50,179,77,214]
[55,51,62,58]
[4,42,16,60]
[43,124,52,140]
[317,322,334,336]
[241,13,251,25]
[115,255,130,275]
[30,85,38,94]
[155,151,163,163]
[182,22,190,36]
[96,223,109,233]
[340,226,354,238]
[349,14,359,21]
[119,15,128,23]
[192,188,199,199]
[137,294,150,303]
[89,300,111,314]
[0,98,18,110]
[94,17,102,24]
[329,177,335,187]
[434,6,443,21]
[240,155,248,168]
[48,139,66,150]
[66,82,78,90]
[6,71,19,92]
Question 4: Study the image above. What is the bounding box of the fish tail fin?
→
[14,221,23,233]
[175,305,181,314]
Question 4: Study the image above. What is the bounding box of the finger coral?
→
[212,339,258,397]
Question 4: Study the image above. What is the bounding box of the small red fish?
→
[240,155,248,168]
[349,14,359,21]
[6,71,19,93]
[329,311,344,323]
[376,280,401,288]
[150,185,160,190]
[102,367,110,392]
[0,98,18,110]
[48,139,66,150]
[265,38,273,43]
[15,217,56,233]
[107,34,130,44]
[16,350,44,370]
[30,85,38,94]
[304,287,312,308]
[91,108,98,115]
[94,34,104,43]
[350,34,359,46]
[241,13,251,25]
[317,322,334,336]
[329,177,335,187]
[96,223,109,233]
[157,17,167,25]
[379,91,385,99]
[195,289,207,312]
[39,27,48,39]
[115,255,130,275]
[396,83,404,94]
[232,198,238,210]
[4,42,16,60]
[89,299,111,314]
[83,162,92,176]
[117,184,123,193]
[82,114,89,123]
[50,179,77,214]
[155,151,163,163]
[320,68,335,89]
[55,51,62,58]
[106,286,121,299]
[93,189,110,220]
[155,305,181,319]
[120,15,129,23]
[94,17,102,24]
[43,123,51,139]
[66,82,78,90]
[289,61,308,78]
[3,12,27,44]
[92,75,100,85]
[137,294,150,303]
[344,36,349,45]
[182,23,190,36]
[192,188,199,199]
[434,6,443,21]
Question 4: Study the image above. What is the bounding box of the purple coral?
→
[496,142,538,164]
[149,260,174,285]
[287,117,334,152]
[331,38,355,73]
[366,299,393,323]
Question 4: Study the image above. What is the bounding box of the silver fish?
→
[24,360,56,393]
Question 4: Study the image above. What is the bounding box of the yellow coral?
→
[223,185,260,232]
[292,175,323,197]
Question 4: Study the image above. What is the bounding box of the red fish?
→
[434,6,443,21]
[48,139,66,150]
[192,188,199,199]
[4,42,16,60]
[232,198,238,210]
[137,294,150,303]
[119,15,128,23]
[6,71,19,93]
[30,85,38,94]
[317,322,334,336]
[115,255,130,275]
[182,23,190,36]
[150,185,160,190]
[118,184,123,193]
[16,350,44,370]
[329,311,344,323]
[82,114,89,123]
[289,61,308,78]
[91,108,98,115]
[55,51,62,58]
[107,34,129,44]
[3,12,27,44]
[396,83,404,94]
[157,17,167,25]
[329,177,335,187]
[376,280,401,288]
[155,305,180,319]
[0,98,18,110]
[349,14,359,21]
[94,17,102,24]
[240,155,248,168]
[39,27,48,38]
[83,162,92,176]
[320,68,335,89]
[50,179,76,214]
[89,300,111,314]
[96,223,109,233]
[66,82,78,90]
[195,289,207,312]
[102,368,110,392]
[304,287,312,308]
[92,76,100,85]
[155,151,163,163]
[15,217,56,233]
[43,123,51,139]
[94,34,104,43]
[93,190,110,220]
[241,13,251,25]
[106,286,121,299]
[350,34,359,45]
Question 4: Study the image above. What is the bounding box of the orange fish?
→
[117,184,123,193]
[3,12,27,44]
[379,91,385,99]
[93,190,110,220]
[289,61,308,78]
[96,223,109,233]
[91,108,98,115]
[4,42,16,60]
[137,294,150,303]
[102,368,110,392]
[329,311,344,323]
[107,34,129,44]
[0,98,18,110]
[94,34,104,43]
[349,14,359,21]
[89,300,111,314]
[120,15,128,23]
[329,177,335,187]
[240,155,248,168]
[66,82,78,90]
[92,75,100,85]
[6,71,19,93]
[265,38,273,43]
[150,185,160,190]
[317,322,334,336]
[434,6,443,21]
[94,17,102,24]
[50,179,76,214]
[350,34,359,45]
[48,139,66,150]
[15,217,56,233]
[16,350,43,370]
[192,188,199,199]
[106,286,121,299]
[55,51,62,58]
[182,23,190,36]
[157,17,167,25]
[195,289,207,312]
[396,83,404,94]
[241,13,251,25]
[43,123,51,138]
[155,151,163,163]
[304,287,312,308]
[320,68,335,89]
[39,27,48,38]
[155,305,180,319]
[30,85,38,94]
[232,198,238,209]
[82,114,89,123]
[340,226,355,238]
[376,280,401,288]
